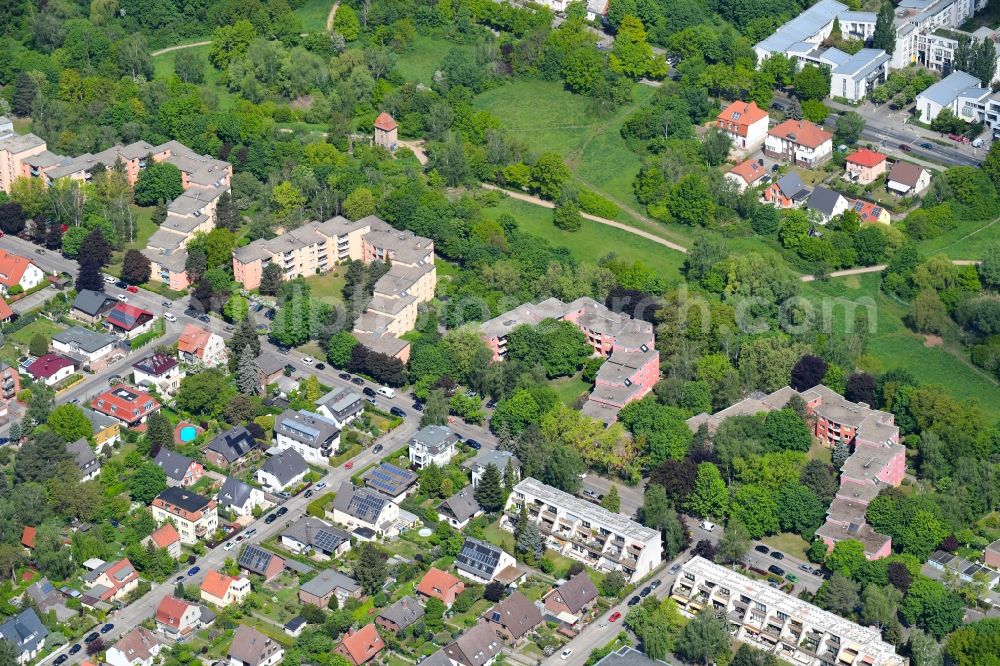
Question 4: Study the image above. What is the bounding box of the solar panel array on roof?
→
[347,491,387,521]
[457,538,502,576]
[239,545,275,574]
[313,529,347,553]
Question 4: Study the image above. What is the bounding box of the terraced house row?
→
[233,215,436,361]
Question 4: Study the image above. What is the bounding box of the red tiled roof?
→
[851,199,886,224]
[26,353,76,379]
[106,303,153,331]
[0,249,35,288]
[90,385,161,423]
[155,595,192,629]
[338,624,384,665]
[21,526,36,549]
[150,523,180,548]
[716,101,768,135]
[846,148,886,168]
[374,112,397,132]
[768,119,833,149]
[727,159,768,186]
[416,567,461,601]
[0,300,12,321]
[177,324,211,357]
[200,570,236,599]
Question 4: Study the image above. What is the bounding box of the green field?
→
[915,214,1000,259]
[294,0,334,32]
[482,196,685,281]
[762,533,811,561]
[550,373,590,406]
[800,273,1000,412]
[304,270,347,306]
[395,33,471,87]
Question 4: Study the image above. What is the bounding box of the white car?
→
[223,541,235,551]
[302,357,314,365]
[163,313,177,322]
[116,294,127,302]
[104,275,115,283]
[560,650,573,660]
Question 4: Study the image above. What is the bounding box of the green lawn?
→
[395,33,470,87]
[915,214,1000,260]
[550,373,590,407]
[482,197,685,281]
[304,270,347,306]
[294,0,334,32]
[3,319,65,365]
[762,533,811,561]
[800,274,1000,412]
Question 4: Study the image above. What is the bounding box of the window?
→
[683,572,695,582]
[777,611,788,621]
[754,601,766,612]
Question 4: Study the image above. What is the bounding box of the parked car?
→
[126,285,138,293]
[84,632,100,643]
[768,565,785,577]
[162,300,171,307]
[372,444,383,454]
[302,357,314,365]
[582,489,602,502]
[390,406,406,418]
[649,580,661,589]
[116,294,128,302]
[799,563,812,572]
[54,655,68,665]
[754,544,769,554]
[769,551,784,560]
[786,573,799,583]
[265,513,278,524]
[315,363,325,370]
[561,650,574,660]
[412,401,424,411]
[163,313,177,322]
[486,398,498,409]
[304,489,314,498]
[352,377,365,386]
[345,460,354,469]
[339,372,352,380]
[198,313,210,323]
[948,133,970,144]
[466,439,482,450]
[899,143,912,151]
[187,566,200,576]
[669,563,681,574]
[627,596,641,607]
[104,276,116,284]
[35,248,45,254]
[245,528,257,538]
[609,611,622,622]
[363,387,377,397]
[69,644,81,655]
[639,586,652,597]
[224,541,236,550]
[101,623,114,634]
[919,141,933,149]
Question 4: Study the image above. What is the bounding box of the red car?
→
[608,611,622,622]
[126,285,138,293]
[345,460,354,469]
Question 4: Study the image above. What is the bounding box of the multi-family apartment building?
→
[233,215,436,362]
[503,478,662,582]
[716,101,770,149]
[481,297,659,422]
[408,424,459,469]
[764,120,833,168]
[671,556,907,666]
[177,324,228,368]
[273,409,341,464]
[151,487,218,545]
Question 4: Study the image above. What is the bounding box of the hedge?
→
[577,190,620,219]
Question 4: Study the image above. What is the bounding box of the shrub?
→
[578,190,620,219]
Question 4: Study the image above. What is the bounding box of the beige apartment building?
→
[151,487,218,545]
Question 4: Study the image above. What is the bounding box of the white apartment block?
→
[671,557,906,666]
[502,478,661,583]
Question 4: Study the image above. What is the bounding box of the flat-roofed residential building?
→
[151,487,218,544]
[503,478,662,582]
[671,556,907,666]
[0,132,48,193]
[273,409,341,463]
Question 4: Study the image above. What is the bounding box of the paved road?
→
[579,475,644,519]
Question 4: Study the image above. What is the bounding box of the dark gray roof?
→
[53,326,117,353]
[333,482,389,523]
[0,608,48,654]
[239,544,279,575]
[420,651,454,666]
[156,486,211,513]
[206,426,257,463]
[275,409,340,449]
[299,569,360,597]
[807,186,845,217]
[468,450,519,474]
[378,596,424,629]
[409,424,459,455]
[281,516,350,555]
[547,571,599,614]
[438,487,481,523]
[72,289,114,316]
[82,407,117,433]
[318,387,364,420]
[456,538,506,580]
[153,449,195,481]
[775,172,810,201]
[444,622,502,666]
[363,463,417,497]
[284,616,307,631]
[218,476,254,509]
[67,438,98,475]
[260,449,309,485]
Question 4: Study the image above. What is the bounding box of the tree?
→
[601,485,621,513]
[791,354,828,391]
[236,344,262,396]
[25,384,55,430]
[353,543,387,595]
[134,160,183,206]
[14,432,69,483]
[777,483,827,536]
[0,202,26,235]
[717,520,751,564]
[910,290,949,334]
[873,0,897,53]
[326,331,358,369]
[901,577,964,638]
[529,153,571,200]
[676,610,730,665]
[553,200,583,231]
[333,4,361,40]
[122,249,151,284]
[800,459,839,504]
[231,316,261,360]
[861,584,903,630]
[763,409,812,452]
[474,464,505,512]
[909,629,944,666]
[601,570,627,596]
[701,128,732,167]
[832,441,850,468]
[845,372,876,405]
[729,484,779,539]
[836,111,865,145]
[686,463,729,519]
[224,394,256,426]
[609,15,667,80]
[794,65,830,101]
[827,539,868,578]
[176,369,234,417]
[423,597,446,632]
[28,333,48,357]
[514,505,543,562]
[130,462,167,504]
[174,48,206,84]
[146,411,173,456]
[79,228,113,267]
[814,573,860,616]
[731,644,779,666]
[76,258,104,292]
[46,404,91,443]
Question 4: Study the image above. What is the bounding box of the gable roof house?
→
[142,523,182,559]
[228,624,284,666]
[0,608,48,665]
[155,595,202,638]
[887,161,931,196]
[273,409,341,464]
[456,537,518,584]
[725,159,770,193]
[376,596,425,633]
[106,627,162,666]
[762,171,810,209]
[104,303,155,340]
[416,567,466,608]
[298,569,362,607]
[806,186,850,223]
[315,387,365,428]
[363,462,418,502]
[764,119,833,167]
[24,577,73,622]
[443,623,502,666]
[255,448,309,492]
[151,487,218,545]
[851,199,891,225]
[280,516,351,559]
[199,570,250,608]
[334,624,385,666]
[69,289,117,324]
[485,591,543,644]
[217,476,265,517]
[90,385,161,427]
[330,482,402,538]
[52,326,119,369]
[438,486,483,529]
[85,557,140,602]
[238,545,285,581]
[25,353,78,386]
[132,352,183,395]
[844,148,887,184]
[83,406,121,451]
[715,101,769,150]
[205,426,258,468]
[67,438,100,481]
[542,571,599,622]
[177,323,227,368]
[467,450,520,489]
[0,249,44,296]
[153,448,204,487]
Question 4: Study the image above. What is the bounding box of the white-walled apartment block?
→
[502,478,661,583]
[672,557,906,666]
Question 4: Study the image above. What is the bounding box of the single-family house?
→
[330,482,402,538]
[151,487,217,544]
[177,323,228,367]
[467,450,520,489]
[154,449,204,487]
[715,101,769,149]
[456,538,518,584]
[90,385,161,428]
[315,387,365,428]
[52,326,119,370]
[273,409,341,464]
[442,623,502,666]
[0,300,11,324]
[374,112,398,151]
[155,595,202,638]
[132,352,183,395]
[25,353,77,386]
[200,570,250,608]
[85,557,140,602]
[417,567,466,607]
[106,627,161,666]
[0,608,48,665]
[376,596,424,633]
[335,624,384,666]
[280,516,351,559]
[205,426,258,468]
[806,186,850,223]
[218,476,265,517]
[408,424,459,469]
[485,591,542,645]
[255,448,309,492]
[104,303,155,340]
[844,148,887,184]
[542,572,599,622]
[67,438,100,481]
[437,486,483,529]
[762,172,810,208]
[238,545,284,581]
[887,161,931,196]
[851,199,891,225]
[143,523,182,559]
[363,463,418,502]
[20,526,35,550]
[0,249,44,296]
[764,119,833,167]
[83,407,121,451]
[298,569,362,607]
[228,625,284,666]
[24,577,72,622]
[725,159,770,192]
[71,289,115,323]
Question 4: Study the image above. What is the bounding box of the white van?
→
[973,137,985,148]
[700,520,716,532]
[377,386,396,399]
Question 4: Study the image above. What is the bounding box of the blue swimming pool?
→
[179,426,197,442]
